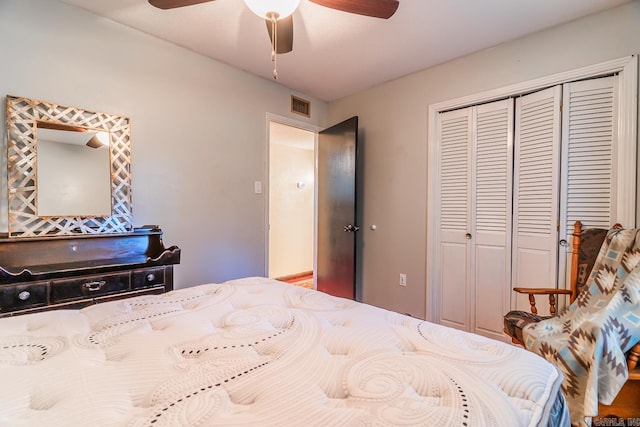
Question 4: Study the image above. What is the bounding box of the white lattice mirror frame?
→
[6,95,133,237]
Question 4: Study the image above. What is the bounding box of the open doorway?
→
[268,121,316,289]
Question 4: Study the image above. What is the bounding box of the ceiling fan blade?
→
[265,15,294,54]
[309,0,399,19]
[148,0,214,10]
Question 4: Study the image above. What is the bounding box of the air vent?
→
[291,96,310,117]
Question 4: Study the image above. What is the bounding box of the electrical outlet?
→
[399,273,407,287]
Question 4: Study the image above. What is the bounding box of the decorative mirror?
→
[6,95,132,237]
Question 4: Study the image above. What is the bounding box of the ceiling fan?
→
[148,0,399,78]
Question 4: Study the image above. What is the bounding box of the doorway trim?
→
[264,113,321,283]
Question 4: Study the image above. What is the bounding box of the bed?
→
[0,277,569,426]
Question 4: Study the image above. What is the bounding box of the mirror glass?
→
[37,123,112,217]
[6,95,133,237]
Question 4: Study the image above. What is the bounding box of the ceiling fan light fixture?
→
[243,0,301,20]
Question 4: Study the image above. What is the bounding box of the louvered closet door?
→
[472,100,513,340]
[560,76,617,231]
[437,100,512,338]
[558,76,618,294]
[437,107,472,331]
[512,86,562,314]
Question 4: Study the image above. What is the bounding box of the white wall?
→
[328,1,640,319]
[0,0,328,288]
[268,143,314,278]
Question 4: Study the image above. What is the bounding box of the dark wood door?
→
[317,117,358,299]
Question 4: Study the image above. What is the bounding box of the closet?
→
[431,68,636,342]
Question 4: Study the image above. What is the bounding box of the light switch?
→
[254,181,263,194]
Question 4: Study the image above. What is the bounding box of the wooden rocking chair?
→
[503,221,640,418]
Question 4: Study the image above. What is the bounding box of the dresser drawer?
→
[132,268,165,290]
[51,273,131,303]
[0,282,49,313]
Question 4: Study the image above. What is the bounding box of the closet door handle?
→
[559,239,568,247]
[465,233,472,240]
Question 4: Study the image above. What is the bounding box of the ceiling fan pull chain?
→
[271,15,278,79]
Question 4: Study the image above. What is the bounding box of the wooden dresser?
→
[0,226,180,317]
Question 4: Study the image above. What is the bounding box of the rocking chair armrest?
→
[512,288,572,316]
[513,287,573,296]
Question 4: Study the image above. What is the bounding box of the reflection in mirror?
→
[36,123,112,217]
[6,95,132,237]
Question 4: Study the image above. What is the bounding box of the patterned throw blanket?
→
[523,228,640,426]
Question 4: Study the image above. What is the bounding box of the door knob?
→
[465,233,472,240]
[344,225,360,232]
[559,239,568,247]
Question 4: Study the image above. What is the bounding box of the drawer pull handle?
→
[146,273,156,282]
[18,291,31,301]
[83,281,106,292]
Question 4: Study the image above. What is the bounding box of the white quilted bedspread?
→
[0,277,563,426]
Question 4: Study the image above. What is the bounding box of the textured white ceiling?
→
[58,0,630,101]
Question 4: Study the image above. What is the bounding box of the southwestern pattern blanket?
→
[524,228,640,426]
